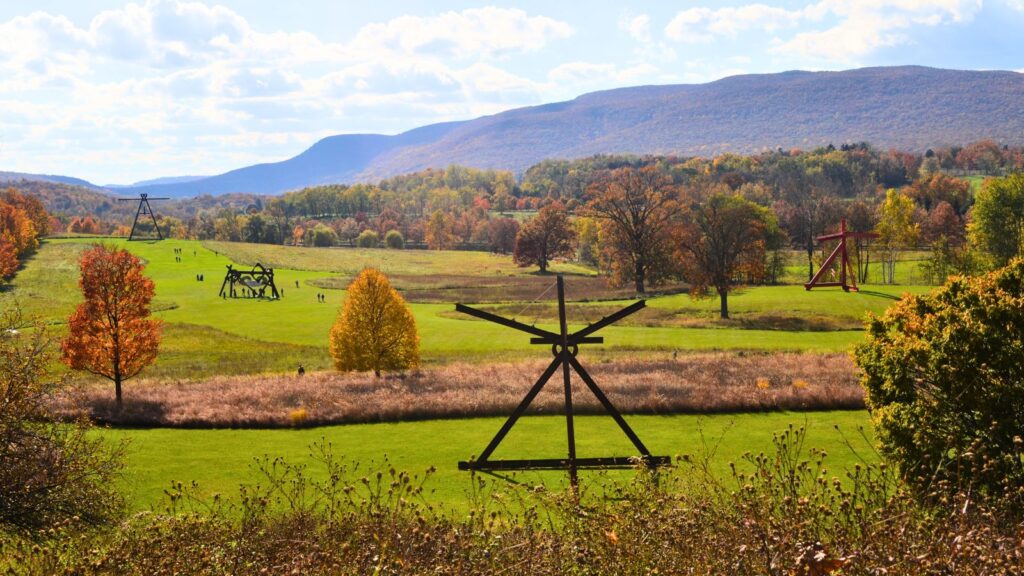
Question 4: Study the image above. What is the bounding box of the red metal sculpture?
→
[804,219,879,292]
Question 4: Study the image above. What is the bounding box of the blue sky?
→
[1,0,1022,184]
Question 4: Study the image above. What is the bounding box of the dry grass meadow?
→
[54,352,862,428]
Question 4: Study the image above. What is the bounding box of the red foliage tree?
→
[907,174,973,215]
[61,245,162,409]
[920,201,965,246]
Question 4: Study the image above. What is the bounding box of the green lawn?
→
[1,238,929,376]
[203,240,594,277]
[101,410,875,512]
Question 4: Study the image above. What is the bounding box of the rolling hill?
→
[20,66,1024,198]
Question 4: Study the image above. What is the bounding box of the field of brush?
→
[1,236,933,511]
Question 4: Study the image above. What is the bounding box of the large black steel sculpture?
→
[218,263,280,299]
[456,275,670,488]
[117,193,168,241]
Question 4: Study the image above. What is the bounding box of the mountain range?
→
[7,66,1024,198]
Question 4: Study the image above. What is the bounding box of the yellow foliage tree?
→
[329,268,419,376]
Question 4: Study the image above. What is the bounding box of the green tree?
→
[309,223,337,247]
[875,189,918,284]
[356,229,380,248]
[384,229,404,249]
[969,173,1024,268]
[855,260,1024,508]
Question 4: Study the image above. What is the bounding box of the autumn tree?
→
[920,201,965,246]
[1,189,49,236]
[676,191,773,319]
[513,202,575,272]
[61,245,162,410]
[875,189,919,284]
[487,217,519,254]
[585,166,681,294]
[906,174,972,215]
[0,238,17,280]
[0,201,37,256]
[425,210,458,250]
[969,173,1024,268]
[575,217,600,266]
[774,186,842,281]
[330,268,419,376]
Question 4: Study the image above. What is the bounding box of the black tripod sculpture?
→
[456,275,670,488]
[117,194,168,241]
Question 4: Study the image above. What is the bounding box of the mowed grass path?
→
[102,410,875,512]
[2,238,931,376]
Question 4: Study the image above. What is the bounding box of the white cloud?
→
[0,1,584,182]
[621,14,652,43]
[666,4,802,43]
[619,12,676,62]
[346,7,573,60]
[774,0,981,61]
[664,0,982,62]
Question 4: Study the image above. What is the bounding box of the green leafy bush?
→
[384,229,404,249]
[855,260,1024,507]
[356,229,380,248]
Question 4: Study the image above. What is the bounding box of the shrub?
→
[855,259,1024,508]
[309,223,336,247]
[384,229,404,249]
[356,229,380,248]
[329,268,419,376]
[1,308,124,532]
[288,408,308,426]
[16,431,1023,574]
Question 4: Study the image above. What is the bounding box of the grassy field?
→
[0,238,933,378]
[102,410,875,512]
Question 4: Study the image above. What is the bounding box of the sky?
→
[1,0,1023,184]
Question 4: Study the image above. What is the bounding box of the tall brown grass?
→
[52,352,863,428]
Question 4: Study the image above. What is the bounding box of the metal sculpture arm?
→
[454,303,558,340]
[572,300,646,339]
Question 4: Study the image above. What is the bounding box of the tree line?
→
[0,190,49,282]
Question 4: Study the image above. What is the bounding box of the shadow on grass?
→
[856,290,901,301]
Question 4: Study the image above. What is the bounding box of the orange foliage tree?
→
[67,216,102,235]
[0,238,17,279]
[585,166,681,294]
[2,189,49,236]
[61,245,162,409]
[329,268,419,376]
[0,201,37,256]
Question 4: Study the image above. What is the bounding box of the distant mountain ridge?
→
[0,171,107,191]
[106,175,209,188]
[11,66,1024,198]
